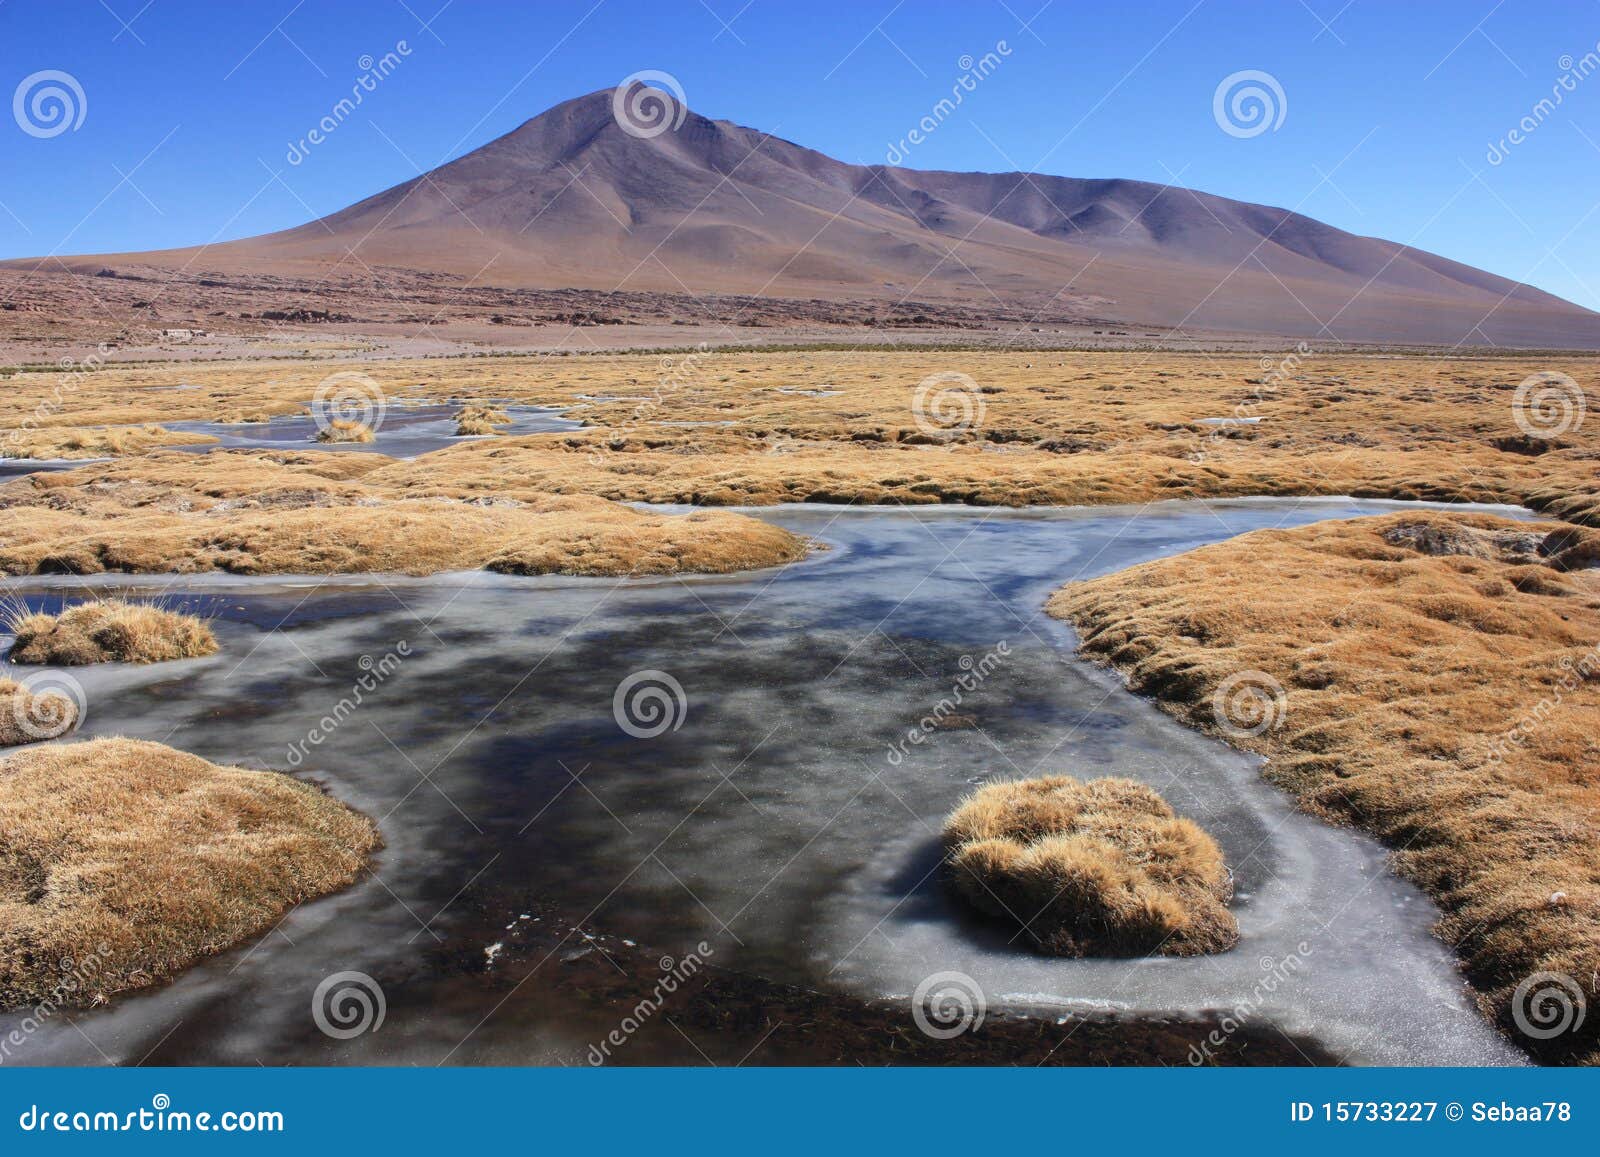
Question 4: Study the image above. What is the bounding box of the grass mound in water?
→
[455,405,511,436]
[0,456,808,579]
[0,677,81,747]
[942,776,1239,957]
[0,424,215,460]
[1050,510,1600,1063]
[0,738,379,1009]
[7,598,217,665]
[313,419,376,444]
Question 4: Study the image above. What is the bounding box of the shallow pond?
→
[0,458,101,483]
[164,401,580,458]
[0,498,1531,1066]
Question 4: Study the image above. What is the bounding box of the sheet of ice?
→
[164,401,579,458]
[0,457,108,482]
[0,498,1532,1066]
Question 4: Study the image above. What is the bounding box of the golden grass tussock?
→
[1,351,1595,523]
[7,599,217,665]
[1049,511,1600,1064]
[313,418,376,443]
[328,349,1598,523]
[0,424,214,460]
[0,677,81,748]
[0,452,807,577]
[0,738,379,1009]
[943,776,1239,957]
[455,404,512,436]
[483,501,806,576]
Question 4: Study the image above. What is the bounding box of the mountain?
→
[27,88,1600,347]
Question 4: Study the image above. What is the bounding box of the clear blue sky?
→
[3,0,1597,308]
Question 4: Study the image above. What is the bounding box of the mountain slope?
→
[29,89,1600,347]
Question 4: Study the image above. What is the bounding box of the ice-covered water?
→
[0,498,1531,1066]
[0,457,106,482]
[164,401,580,458]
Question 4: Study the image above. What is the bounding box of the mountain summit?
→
[38,89,1600,346]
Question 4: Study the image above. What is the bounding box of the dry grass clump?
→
[0,424,214,460]
[0,738,378,1008]
[1541,525,1600,572]
[942,776,1239,957]
[455,405,511,436]
[1050,511,1600,1064]
[0,453,807,577]
[1379,520,1542,562]
[333,349,1600,523]
[484,500,805,576]
[0,677,80,747]
[313,418,376,444]
[3,350,1598,525]
[7,599,217,665]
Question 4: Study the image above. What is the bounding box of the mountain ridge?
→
[17,88,1599,347]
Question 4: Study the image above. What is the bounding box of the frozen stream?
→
[165,401,580,457]
[0,497,1531,1066]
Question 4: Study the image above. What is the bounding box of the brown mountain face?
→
[31,89,1600,347]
